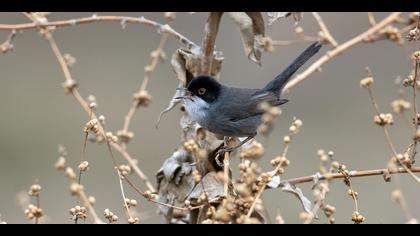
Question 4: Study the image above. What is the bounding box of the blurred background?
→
[0,12,419,224]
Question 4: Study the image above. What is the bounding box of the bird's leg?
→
[216,135,256,159]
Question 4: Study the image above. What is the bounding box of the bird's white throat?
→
[184,97,209,125]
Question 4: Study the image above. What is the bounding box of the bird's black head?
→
[186,76,222,104]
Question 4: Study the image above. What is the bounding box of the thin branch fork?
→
[0,15,197,50]
[45,30,156,193]
[280,166,420,186]
[283,12,402,92]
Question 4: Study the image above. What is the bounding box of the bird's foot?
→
[215,147,235,167]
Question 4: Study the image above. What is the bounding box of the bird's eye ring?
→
[198,88,206,95]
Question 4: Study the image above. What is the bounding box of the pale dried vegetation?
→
[1,12,420,224]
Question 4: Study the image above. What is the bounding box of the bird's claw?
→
[215,147,235,167]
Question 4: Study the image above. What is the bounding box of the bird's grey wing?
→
[215,87,286,121]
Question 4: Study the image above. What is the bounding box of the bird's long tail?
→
[263,42,322,94]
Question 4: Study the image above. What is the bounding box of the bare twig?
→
[223,152,230,197]
[120,32,169,146]
[0,30,16,53]
[312,12,338,47]
[367,12,377,26]
[279,167,420,186]
[284,12,402,91]
[200,12,223,75]
[43,29,156,192]
[0,15,197,50]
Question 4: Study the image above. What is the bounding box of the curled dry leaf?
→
[229,12,265,65]
[281,182,313,214]
[266,176,312,214]
[267,12,303,26]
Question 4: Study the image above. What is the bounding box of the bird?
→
[177,42,322,156]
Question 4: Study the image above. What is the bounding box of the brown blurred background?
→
[0,12,419,224]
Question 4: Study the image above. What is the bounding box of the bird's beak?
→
[175,87,193,100]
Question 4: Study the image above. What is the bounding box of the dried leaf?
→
[281,182,312,213]
[228,12,265,65]
[156,149,195,222]
[188,172,224,201]
[155,82,183,129]
[267,12,303,26]
[266,170,281,189]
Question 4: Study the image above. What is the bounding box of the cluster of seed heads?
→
[105,132,118,143]
[133,90,152,107]
[78,161,89,172]
[299,212,314,224]
[63,53,76,67]
[289,118,303,135]
[183,139,199,154]
[360,77,374,88]
[25,204,43,221]
[143,190,157,201]
[379,26,403,45]
[192,169,201,184]
[373,113,394,126]
[61,79,77,94]
[69,205,87,221]
[257,102,282,135]
[84,119,100,134]
[270,156,290,174]
[104,209,119,223]
[351,211,365,224]
[128,217,139,224]
[124,198,138,208]
[118,164,131,176]
[391,153,413,168]
[240,140,264,160]
[117,130,134,144]
[28,184,41,197]
[391,99,411,114]
[407,28,420,41]
[402,74,420,87]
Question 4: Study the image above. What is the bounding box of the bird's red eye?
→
[198,88,206,95]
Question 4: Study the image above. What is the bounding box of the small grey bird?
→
[178,42,322,154]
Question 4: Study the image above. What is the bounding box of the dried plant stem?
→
[0,15,197,49]
[200,12,223,75]
[78,108,93,185]
[223,152,230,197]
[74,184,103,224]
[271,39,316,46]
[124,176,217,211]
[284,12,402,91]
[366,86,420,183]
[121,33,169,143]
[246,182,266,218]
[312,12,338,47]
[410,60,419,161]
[280,166,420,186]
[44,30,156,192]
[35,195,40,224]
[105,141,134,221]
[367,12,376,26]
